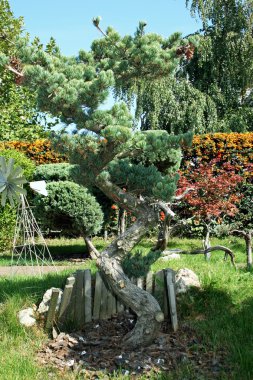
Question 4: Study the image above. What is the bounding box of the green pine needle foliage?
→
[34,163,78,182]
[33,181,104,237]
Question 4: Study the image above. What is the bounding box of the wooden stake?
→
[154,270,165,311]
[46,289,60,330]
[165,269,178,332]
[74,270,85,328]
[58,284,74,324]
[93,272,103,320]
[146,271,153,293]
[100,279,109,320]
[84,269,92,323]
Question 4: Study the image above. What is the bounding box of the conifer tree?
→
[1,21,192,347]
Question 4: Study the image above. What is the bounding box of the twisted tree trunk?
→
[231,230,252,269]
[89,176,168,348]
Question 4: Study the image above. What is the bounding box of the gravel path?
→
[0,265,75,277]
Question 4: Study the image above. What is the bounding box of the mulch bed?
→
[37,312,231,379]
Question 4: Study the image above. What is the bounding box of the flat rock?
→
[38,287,63,314]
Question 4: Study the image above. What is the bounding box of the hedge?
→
[0,140,65,165]
[1,133,252,169]
[183,132,253,168]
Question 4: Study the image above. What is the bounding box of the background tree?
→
[136,77,218,134]
[218,180,253,268]
[184,0,253,132]
[177,159,243,256]
[0,0,50,141]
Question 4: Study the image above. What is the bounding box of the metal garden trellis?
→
[11,193,56,276]
[0,156,56,276]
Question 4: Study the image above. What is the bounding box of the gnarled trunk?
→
[231,230,252,269]
[96,253,163,347]
[153,219,169,251]
[89,176,168,348]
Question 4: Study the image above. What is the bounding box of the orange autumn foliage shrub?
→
[0,140,66,165]
[183,132,253,165]
[182,133,253,179]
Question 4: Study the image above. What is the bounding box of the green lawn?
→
[0,237,253,379]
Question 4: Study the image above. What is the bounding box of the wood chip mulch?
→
[37,313,231,379]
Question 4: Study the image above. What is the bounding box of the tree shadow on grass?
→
[122,249,161,278]
[0,271,70,303]
[177,284,253,380]
[0,243,89,264]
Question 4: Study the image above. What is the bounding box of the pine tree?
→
[1,20,192,347]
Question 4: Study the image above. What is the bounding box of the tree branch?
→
[180,245,236,267]
[230,229,253,238]
[84,237,101,260]
[6,65,24,77]
[156,201,175,218]
[173,187,195,201]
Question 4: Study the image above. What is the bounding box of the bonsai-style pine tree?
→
[1,21,192,347]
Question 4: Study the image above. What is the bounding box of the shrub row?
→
[183,132,253,168]
[0,140,65,165]
[1,133,252,168]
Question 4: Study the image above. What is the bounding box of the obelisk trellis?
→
[11,194,56,276]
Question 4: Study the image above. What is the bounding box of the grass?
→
[0,236,253,379]
[0,237,110,266]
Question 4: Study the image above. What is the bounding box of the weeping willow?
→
[135,77,218,134]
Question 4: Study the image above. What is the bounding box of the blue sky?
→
[9,0,201,56]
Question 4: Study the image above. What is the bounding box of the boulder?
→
[175,268,200,294]
[18,308,36,327]
[38,287,63,314]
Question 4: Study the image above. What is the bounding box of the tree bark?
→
[118,208,126,236]
[231,230,252,269]
[153,219,169,251]
[246,233,252,269]
[178,245,236,266]
[91,176,168,347]
[203,223,211,260]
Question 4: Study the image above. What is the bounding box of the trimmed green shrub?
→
[0,149,35,252]
[34,163,78,182]
[33,181,103,237]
